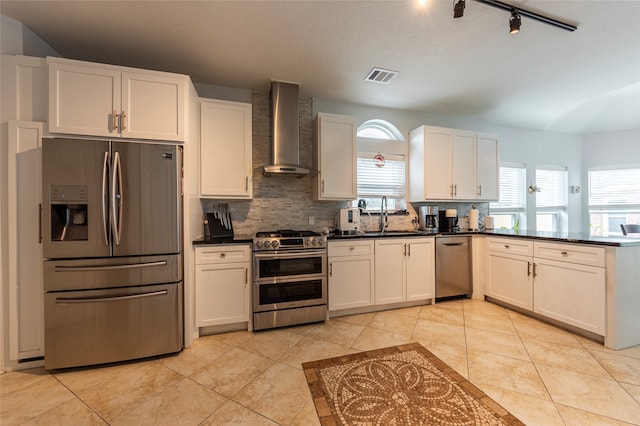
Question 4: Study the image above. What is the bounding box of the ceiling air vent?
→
[365,67,398,84]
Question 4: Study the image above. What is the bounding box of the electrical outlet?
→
[308,216,315,225]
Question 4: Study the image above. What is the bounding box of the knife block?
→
[206,212,234,238]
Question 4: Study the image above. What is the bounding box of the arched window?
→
[354,119,407,213]
[357,119,404,141]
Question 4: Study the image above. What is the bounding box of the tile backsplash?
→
[200,89,488,235]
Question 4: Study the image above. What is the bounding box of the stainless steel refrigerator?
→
[42,137,183,369]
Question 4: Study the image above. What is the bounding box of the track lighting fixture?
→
[509,9,521,34]
[475,0,576,32]
[453,0,465,18]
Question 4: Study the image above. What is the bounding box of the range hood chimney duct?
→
[263,81,312,177]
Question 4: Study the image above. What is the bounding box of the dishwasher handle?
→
[442,242,467,246]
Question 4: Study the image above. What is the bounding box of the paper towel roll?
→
[469,209,479,230]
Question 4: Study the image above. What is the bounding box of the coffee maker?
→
[418,206,438,232]
[438,209,459,232]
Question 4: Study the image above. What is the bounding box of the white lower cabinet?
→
[328,240,375,311]
[195,245,250,327]
[485,237,605,336]
[485,238,534,310]
[374,238,435,305]
[534,253,605,336]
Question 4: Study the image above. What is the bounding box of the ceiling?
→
[2,0,639,134]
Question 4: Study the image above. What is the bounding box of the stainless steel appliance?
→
[418,206,438,232]
[438,208,459,232]
[435,236,472,299]
[252,230,327,330]
[42,138,183,369]
[337,208,360,234]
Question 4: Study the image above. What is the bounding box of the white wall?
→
[314,98,584,232]
[0,16,59,57]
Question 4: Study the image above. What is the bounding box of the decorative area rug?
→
[302,342,524,425]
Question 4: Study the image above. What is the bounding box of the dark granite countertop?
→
[192,234,253,246]
[327,229,640,247]
[192,230,640,247]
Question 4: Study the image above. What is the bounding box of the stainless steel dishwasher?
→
[436,236,472,299]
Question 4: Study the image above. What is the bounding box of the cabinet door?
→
[121,72,185,141]
[486,252,533,310]
[424,127,453,199]
[406,239,435,301]
[49,61,121,137]
[314,113,357,200]
[476,134,499,200]
[195,262,249,327]
[374,239,406,305]
[200,99,252,198]
[8,121,44,361]
[452,131,476,199]
[328,255,375,311]
[534,258,605,335]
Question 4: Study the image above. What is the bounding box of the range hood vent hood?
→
[263,81,312,177]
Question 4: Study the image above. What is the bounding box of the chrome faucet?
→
[380,196,388,233]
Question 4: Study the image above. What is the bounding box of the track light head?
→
[509,8,522,34]
[453,0,465,18]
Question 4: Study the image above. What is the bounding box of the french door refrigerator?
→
[42,137,183,369]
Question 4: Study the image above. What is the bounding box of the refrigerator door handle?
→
[55,290,168,304]
[111,151,123,245]
[54,260,168,272]
[102,150,110,246]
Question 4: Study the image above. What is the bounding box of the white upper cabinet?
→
[476,134,499,200]
[48,57,187,142]
[409,125,499,202]
[199,99,252,199]
[312,113,357,200]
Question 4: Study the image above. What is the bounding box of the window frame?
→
[588,166,640,236]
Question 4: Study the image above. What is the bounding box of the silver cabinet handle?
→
[245,267,248,285]
[245,176,249,192]
[407,243,411,256]
[121,111,127,131]
[56,290,167,304]
[329,262,333,277]
[54,260,167,272]
[111,151,123,245]
[454,184,457,196]
[322,179,325,193]
[527,262,531,276]
[532,263,537,277]
[112,110,118,131]
[450,184,454,197]
[101,150,110,246]
[478,185,482,196]
[403,243,407,256]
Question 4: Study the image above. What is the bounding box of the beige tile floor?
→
[2,298,640,425]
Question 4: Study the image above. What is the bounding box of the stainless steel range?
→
[252,230,327,330]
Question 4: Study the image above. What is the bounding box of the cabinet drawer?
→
[195,245,251,264]
[534,242,605,267]
[486,237,533,256]
[328,240,374,257]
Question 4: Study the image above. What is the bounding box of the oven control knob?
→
[264,240,272,248]
[256,240,263,248]
[272,240,279,249]
[311,238,317,246]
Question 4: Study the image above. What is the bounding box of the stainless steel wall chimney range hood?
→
[263,81,312,177]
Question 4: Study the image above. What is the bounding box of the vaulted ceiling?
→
[2,0,639,134]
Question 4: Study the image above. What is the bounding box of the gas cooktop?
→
[255,230,321,238]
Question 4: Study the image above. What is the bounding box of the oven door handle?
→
[253,250,326,259]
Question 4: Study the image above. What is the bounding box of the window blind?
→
[490,165,526,210]
[589,168,640,206]
[536,167,568,208]
[357,153,405,198]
